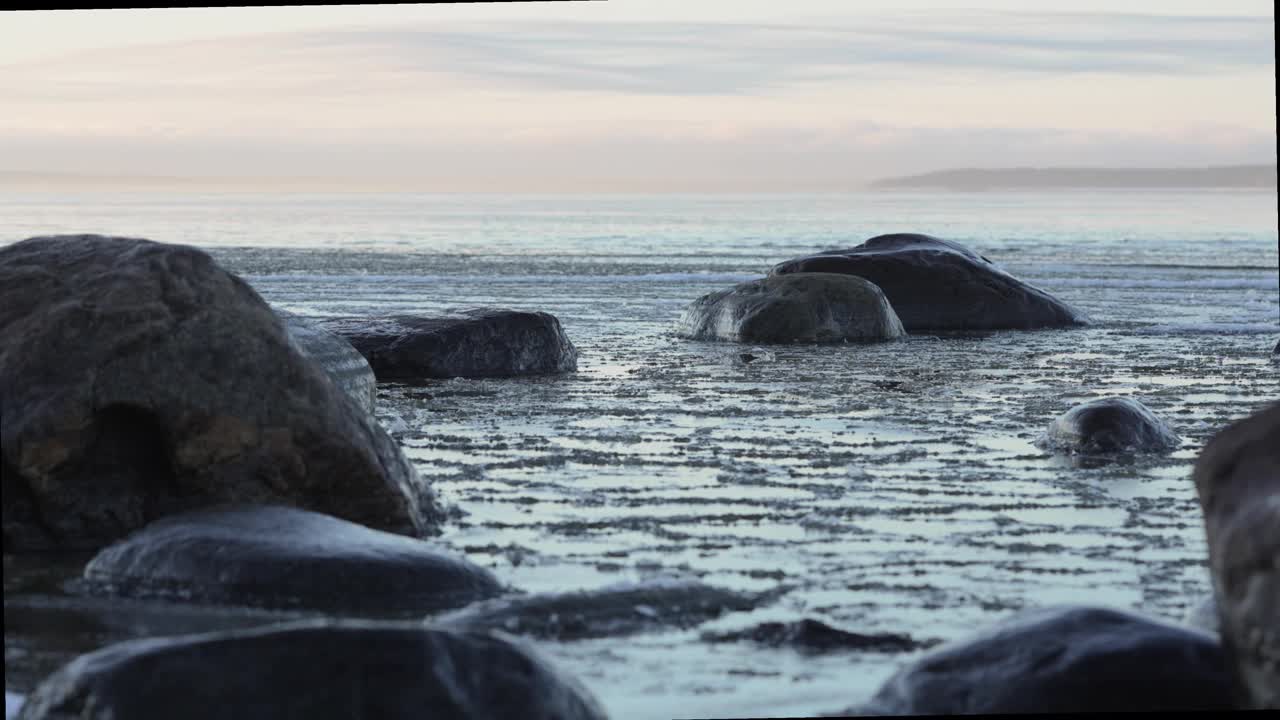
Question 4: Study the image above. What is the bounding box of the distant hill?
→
[869,164,1278,191]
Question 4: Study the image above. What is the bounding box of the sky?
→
[1,1,1275,191]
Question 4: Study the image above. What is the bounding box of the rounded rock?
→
[1038,397,1180,454]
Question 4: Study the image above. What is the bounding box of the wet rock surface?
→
[700,618,935,654]
[435,578,782,641]
[770,234,1088,331]
[15,620,609,720]
[275,309,376,414]
[81,506,505,615]
[0,235,439,553]
[1193,402,1280,709]
[673,273,905,344]
[318,309,578,380]
[850,605,1235,715]
[1037,396,1181,455]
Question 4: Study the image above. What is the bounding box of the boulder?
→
[436,577,782,641]
[317,309,577,380]
[850,605,1234,715]
[82,506,505,614]
[15,620,609,720]
[770,234,1087,331]
[701,618,933,654]
[674,273,905,344]
[1037,397,1180,454]
[1193,402,1280,709]
[0,235,440,553]
[275,309,376,414]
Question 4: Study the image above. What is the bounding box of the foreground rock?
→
[701,618,934,654]
[16,620,608,720]
[436,578,784,640]
[318,309,577,380]
[674,273,905,343]
[1037,397,1180,454]
[83,506,505,614]
[1193,402,1280,709]
[770,234,1087,331]
[850,605,1234,715]
[275,309,376,413]
[0,235,439,552]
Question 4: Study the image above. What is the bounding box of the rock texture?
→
[1037,397,1180,454]
[1193,402,1280,709]
[770,234,1087,331]
[275,309,376,414]
[436,578,782,641]
[851,605,1234,715]
[15,620,609,720]
[0,235,440,552]
[82,506,504,614]
[674,273,905,344]
[318,309,578,380]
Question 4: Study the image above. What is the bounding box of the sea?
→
[3,190,1278,719]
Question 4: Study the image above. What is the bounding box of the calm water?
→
[3,191,1278,719]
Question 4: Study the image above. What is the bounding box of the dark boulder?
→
[770,234,1087,331]
[15,620,608,720]
[1037,397,1180,454]
[0,235,440,553]
[850,605,1235,715]
[701,618,934,654]
[318,309,577,380]
[1193,402,1280,709]
[674,273,905,344]
[436,578,783,640]
[275,309,376,414]
[82,506,505,614]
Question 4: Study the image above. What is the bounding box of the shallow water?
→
[3,191,1278,718]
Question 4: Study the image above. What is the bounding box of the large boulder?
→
[15,620,609,720]
[82,506,505,614]
[1037,397,1180,454]
[275,309,376,414]
[1193,403,1280,709]
[436,577,782,640]
[317,309,577,380]
[850,605,1234,715]
[770,234,1087,331]
[674,273,905,344]
[0,235,441,552]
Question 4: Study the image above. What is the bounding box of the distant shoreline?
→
[870,164,1277,191]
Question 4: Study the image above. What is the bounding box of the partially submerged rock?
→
[770,234,1087,331]
[82,506,505,614]
[318,309,578,380]
[0,235,440,552]
[15,620,608,720]
[1037,397,1180,454]
[674,273,905,344]
[850,605,1234,715]
[435,578,783,641]
[1193,402,1280,709]
[275,309,376,414]
[701,618,933,654]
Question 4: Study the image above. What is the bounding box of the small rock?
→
[1037,397,1179,454]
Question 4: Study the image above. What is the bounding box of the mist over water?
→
[3,190,1277,719]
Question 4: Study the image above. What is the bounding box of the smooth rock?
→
[851,605,1234,715]
[82,506,505,614]
[770,234,1087,331]
[275,309,376,414]
[1193,402,1280,709]
[318,309,578,380]
[0,235,439,552]
[674,273,905,344]
[701,618,934,654]
[436,578,784,640]
[1037,397,1180,454]
[15,620,608,720]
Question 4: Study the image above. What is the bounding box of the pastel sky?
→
[2,1,1275,191]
